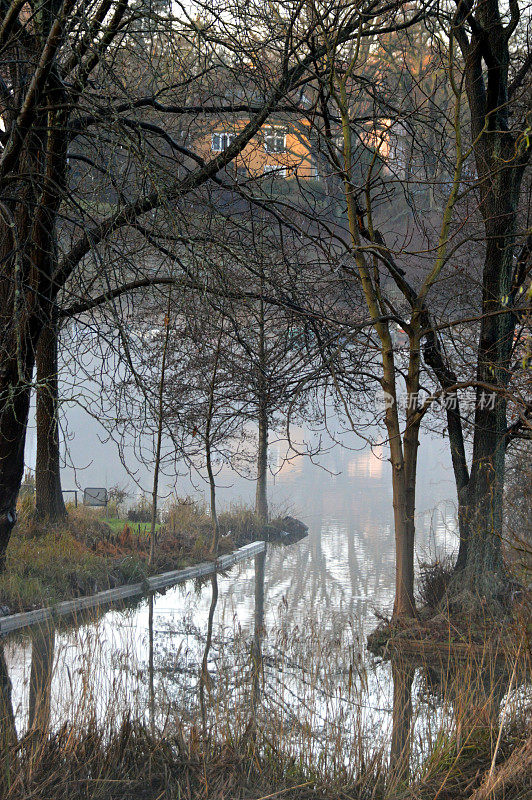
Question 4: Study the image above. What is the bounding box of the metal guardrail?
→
[0,541,265,636]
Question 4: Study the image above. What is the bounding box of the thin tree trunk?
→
[255,402,268,524]
[206,438,220,555]
[255,287,269,524]
[35,307,66,521]
[402,435,419,619]
[390,450,414,618]
[336,79,416,619]
[206,325,224,555]
[149,291,172,567]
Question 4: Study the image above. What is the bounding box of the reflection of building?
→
[347,446,383,479]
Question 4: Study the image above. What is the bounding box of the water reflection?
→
[0,570,527,790]
[0,643,16,752]
[200,574,219,734]
[390,657,415,784]
[28,621,55,735]
[252,547,266,712]
[148,593,155,731]
[387,643,520,792]
[9,428,520,784]
[423,648,511,746]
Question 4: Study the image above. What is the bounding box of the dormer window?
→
[212,132,236,151]
[264,127,286,153]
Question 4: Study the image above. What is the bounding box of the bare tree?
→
[2,0,407,566]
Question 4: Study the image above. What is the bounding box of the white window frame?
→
[264,164,287,178]
[263,127,286,153]
[211,132,236,152]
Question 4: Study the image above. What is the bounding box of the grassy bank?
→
[0,499,269,613]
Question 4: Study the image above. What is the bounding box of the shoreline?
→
[0,507,306,616]
[0,540,265,636]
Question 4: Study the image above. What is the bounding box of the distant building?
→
[196,116,318,181]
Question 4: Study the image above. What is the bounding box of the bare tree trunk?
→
[255,402,268,524]
[255,286,269,523]
[455,204,518,595]
[450,0,528,599]
[0,230,37,565]
[35,307,66,521]
[401,434,419,619]
[422,325,471,570]
[341,114,416,619]
[206,438,220,555]
[0,364,33,572]
[206,325,223,555]
[0,107,67,567]
[149,291,172,567]
[390,453,415,618]
[384,332,415,619]
[399,324,423,619]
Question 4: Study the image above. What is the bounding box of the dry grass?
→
[0,717,385,800]
[0,500,268,613]
[0,607,530,800]
[416,557,454,610]
[0,519,142,612]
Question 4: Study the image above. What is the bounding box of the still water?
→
[2,428,469,772]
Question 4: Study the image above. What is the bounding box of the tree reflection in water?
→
[389,656,415,786]
[0,643,17,761]
[387,643,518,792]
[28,621,55,735]
[251,546,266,714]
[199,573,219,735]
[148,593,155,732]
[0,536,526,796]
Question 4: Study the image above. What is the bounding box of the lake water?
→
[2,425,473,774]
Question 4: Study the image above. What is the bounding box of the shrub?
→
[417,557,454,609]
[163,497,210,536]
[218,504,263,539]
[108,484,130,517]
[127,496,155,523]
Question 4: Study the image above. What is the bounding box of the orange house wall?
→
[196,119,314,179]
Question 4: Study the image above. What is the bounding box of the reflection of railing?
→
[0,541,265,635]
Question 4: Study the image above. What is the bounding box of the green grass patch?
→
[100,517,161,535]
